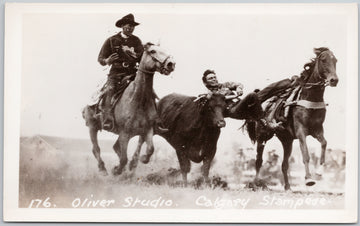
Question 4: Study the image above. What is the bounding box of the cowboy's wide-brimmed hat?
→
[115,14,140,27]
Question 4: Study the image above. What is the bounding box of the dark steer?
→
[157,93,227,184]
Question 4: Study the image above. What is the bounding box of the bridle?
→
[294,50,335,109]
[138,48,172,75]
[302,51,333,89]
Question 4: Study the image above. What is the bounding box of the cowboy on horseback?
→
[97,13,143,130]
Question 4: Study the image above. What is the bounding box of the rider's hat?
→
[116,14,140,27]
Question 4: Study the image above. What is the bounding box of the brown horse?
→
[83,43,175,176]
[245,47,338,190]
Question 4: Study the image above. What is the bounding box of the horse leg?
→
[89,126,108,176]
[298,133,315,186]
[129,136,144,171]
[313,129,327,177]
[112,133,130,176]
[278,137,293,190]
[255,141,265,181]
[140,128,154,164]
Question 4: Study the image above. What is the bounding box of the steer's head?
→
[198,93,227,128]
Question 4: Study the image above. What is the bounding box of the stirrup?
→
[103,121,114,131]
[157,125,169,133]
[102,114,114,131]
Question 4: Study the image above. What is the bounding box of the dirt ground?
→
[19,135,345,209]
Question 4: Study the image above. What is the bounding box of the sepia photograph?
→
[3,3,358,223]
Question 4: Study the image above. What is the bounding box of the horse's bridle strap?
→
[138,67,155,75]
[296,100,327,109]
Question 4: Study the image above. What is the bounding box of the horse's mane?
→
[314,47,329,53]
[300,47,329,80]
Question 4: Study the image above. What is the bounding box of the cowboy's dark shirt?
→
[98,32,143,75]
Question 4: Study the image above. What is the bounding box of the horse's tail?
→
[244,120,257,144]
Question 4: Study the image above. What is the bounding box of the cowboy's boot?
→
[100,94,114,131]
[260,118,285,130]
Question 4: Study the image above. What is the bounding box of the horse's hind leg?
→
[112,133,130,176]
[89,127,108,176]
[129,136,144,171]
[140,128,154,164]
[278,136,293,190]
[313,128,327,176]
[255,141,265,181]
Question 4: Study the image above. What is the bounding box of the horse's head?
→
[140,42,176,75]
[313,47,338,87]
[196,93,227,128]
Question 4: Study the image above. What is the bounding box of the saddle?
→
[86,74,135,132]
[96,74,136,113]
[263,85,301,124]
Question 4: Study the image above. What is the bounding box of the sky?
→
[17,4,356,150]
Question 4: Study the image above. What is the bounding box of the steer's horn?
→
[194,93,208,102]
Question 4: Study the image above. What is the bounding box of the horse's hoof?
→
[140,155,150,164]
[315,165,325,177]
[112,166,123,176]
[284,184,291,191]
[100,169,108,176]
[129,160,137,171]
[305,178,316,186]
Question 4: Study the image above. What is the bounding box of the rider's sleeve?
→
[235,83,244,95]
[222,82,244,95]
[132,36,144,62]
[98,37,112,66]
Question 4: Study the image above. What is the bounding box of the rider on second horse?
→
[98,14,143,130]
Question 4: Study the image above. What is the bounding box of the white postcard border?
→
[3,3,358,223]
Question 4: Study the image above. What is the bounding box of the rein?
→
[302,81,327,89]
[138,67,154,75]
